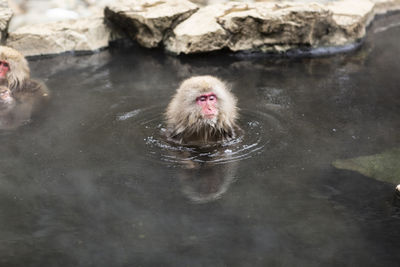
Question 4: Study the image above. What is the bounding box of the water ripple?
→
[115,106,285,166]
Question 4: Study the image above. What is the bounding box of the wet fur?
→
[166,76,239,145]
[0,46,49,98]
[0,47,49,130]
[0,46,30,91]
[0,86,15,111]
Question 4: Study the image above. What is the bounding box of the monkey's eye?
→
[0,61,9,68]
[199,96,207,102]
[208,95,216,101]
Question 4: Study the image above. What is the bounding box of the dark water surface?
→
[1,14,400,267]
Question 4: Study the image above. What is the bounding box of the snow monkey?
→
[165,76,240,145]
[0,46,49,101]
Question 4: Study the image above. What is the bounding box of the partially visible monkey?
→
[0,46,49,102]
[165,76,239,145]
[164,76,241,202]
[394,184,400,209]
[0,46,49,129]
[178,158,238,203]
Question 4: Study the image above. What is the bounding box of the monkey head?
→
[166,76,239,144]
[0,46,30,90]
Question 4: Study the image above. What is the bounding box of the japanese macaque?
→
[0,46,49,101]
[165,76,239,145]
[0,46,49,130]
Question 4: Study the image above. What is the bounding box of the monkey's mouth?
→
[202,115,218,126]
[203,114,218,123]
[204,114,216,119]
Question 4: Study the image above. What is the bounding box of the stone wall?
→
[0,0,12,43]
[1,0,400,56]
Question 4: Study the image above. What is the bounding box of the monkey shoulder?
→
[24,79,49,97]
[13,79,50,102]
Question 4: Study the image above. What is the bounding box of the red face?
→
[0,61,9,79]
[196,93,218,118]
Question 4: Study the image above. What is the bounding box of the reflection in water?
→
[0,12,400,267]
[178,163,237,204]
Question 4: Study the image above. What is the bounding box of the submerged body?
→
[165,76,240,145]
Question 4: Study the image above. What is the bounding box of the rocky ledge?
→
[0,0,12,43]
[6,17,113,57]
[2,0,400,56]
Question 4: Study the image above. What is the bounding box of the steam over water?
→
[0,13,400,267]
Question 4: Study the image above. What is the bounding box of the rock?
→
[164,3,230,54]
[371,0,400,14]
[189,0,232,7]
[104,0,199,48]
[325,0,374,46]
[5,0,400,56]
[6,17,113,57]
[219,2,337,53]
[333,148,400,185]
[7,0,115,31]
[0,0,13,43]
[166,0,400,54]
[167,0,377,54]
